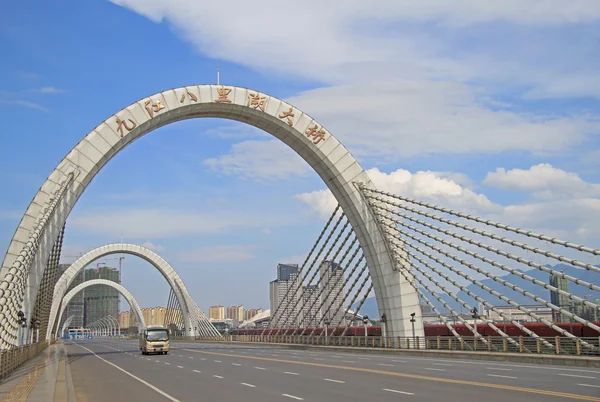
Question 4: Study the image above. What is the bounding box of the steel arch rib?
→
[2,84,423,341]
[46,243,212,339]
[55,279,146,337]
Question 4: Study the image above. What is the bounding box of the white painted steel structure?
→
[46,243,217,339]
[54,279,145,337]
[0,84,422,348]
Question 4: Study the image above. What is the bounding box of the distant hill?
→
[352,264,600,317]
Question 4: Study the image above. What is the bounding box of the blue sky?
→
[1,1,599,313]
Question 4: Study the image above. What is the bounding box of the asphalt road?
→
[65,339,600,402]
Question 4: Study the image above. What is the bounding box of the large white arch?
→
[46,243,212,339]
[1,84,423,344]
[55,279,146,337]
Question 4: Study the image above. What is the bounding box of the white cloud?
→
[141,242,166,252]
[286,82,596,158]
[203,140,311,180]
[35,86,64,94]
[69,207,296,239]
[296,167,499,218]
[484,163,600,199]
[0,99,49,113]
[177,244,257,263]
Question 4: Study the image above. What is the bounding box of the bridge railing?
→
[186,335,600,356]
[0,339,54,381]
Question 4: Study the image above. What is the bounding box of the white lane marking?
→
[342,361,355,363]
[177,366,184,369]
[433,363,453,366]
[314,358,324,361]
[324,378,345,384]
[358,358,370,360]
[178,355,183,357]
[487,374,518,379]
[486,367,512,371]
[254,367,266,370]
[378,364,394,367]
[284,372,299,375]
[559,374,596,379]
[241,383,256,388]
[189,357,193,359]
[282,394,304,400]
[383,388,414,395]
[200,358,206,361]
[232,363,242,366]
[392,360,406,363]
[425,368,445,372]
[165,362,171,365]
[214,360,222,363]
[155,360,160,362]
[73,343,180,402]
[213,375,224,379]
[193,370,201,373]
[578,383,600,388]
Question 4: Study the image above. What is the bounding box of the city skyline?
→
[1,1,599,311]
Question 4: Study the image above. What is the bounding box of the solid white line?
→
[425,368,445,372]
[213,375,224,379]
[486,367,512,371]
[193,370,201,373]
[241,383,256,388]
[232,363,242,366]
[282,394,304,400]
[324,378,345,384]
[254,366,266,370]
[378,364,394,367]
[383,388,414,395]
[487,374,517,379]
[73,343,180,402]
[559,374,596,379]
[578,383,600,388]
[284,372,299,375]
[177,366,184,369]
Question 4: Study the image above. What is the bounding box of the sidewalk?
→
[0,341,75,402]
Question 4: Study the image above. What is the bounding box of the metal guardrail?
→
[181,335,600,356]
[0,340,54,381]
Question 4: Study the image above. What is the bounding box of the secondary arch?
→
[55,279,146,337]
[1,85,423,346]
[46,243,215,339]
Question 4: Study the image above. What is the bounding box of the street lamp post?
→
[362,316,369,346]
[380,314,387,348]
[324,318,331,345]
[410,312,416,349]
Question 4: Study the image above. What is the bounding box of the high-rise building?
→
[142,307,167,326]
[245,308,264,321]
[299,285,320,327]
[319,260,345,326]
[209,306,225,320]
[270,264,301,327]
[227,305,244,321]
[58,263,85,329]
[83,266,120,326]
[550,274,569,322]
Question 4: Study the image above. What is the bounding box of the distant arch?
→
[55,279,146,337]
[47,243,198,338]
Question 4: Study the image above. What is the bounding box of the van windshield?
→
[146,329,168,341]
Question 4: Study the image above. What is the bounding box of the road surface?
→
[65,339,600,401]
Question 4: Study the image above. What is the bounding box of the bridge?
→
[0,85,598,401]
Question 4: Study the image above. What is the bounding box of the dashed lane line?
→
[378,364,394,367]
[213,375,224,379]
[282,394,304,400]
[284,372,299,375]
[241,383,256,388]
[182,348,600,401]
[560,374,596,379]
[383,388,414,395]
[487,374,518,379]
[232,363,242,366]
[193,370,201,373]
[578,384,600,388]
[177,366,184,369]
[487,367,512,371]
[254,367,266,370]
[425,368,446,372]
[324,378,345,384]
